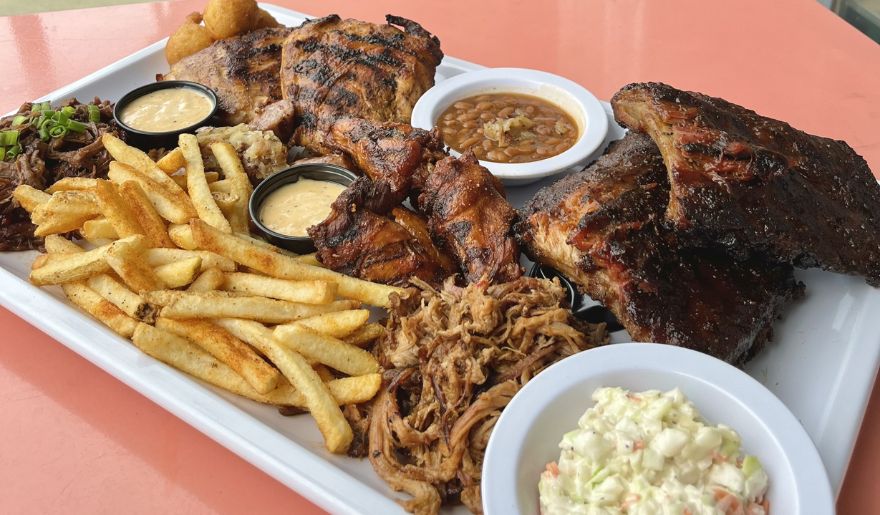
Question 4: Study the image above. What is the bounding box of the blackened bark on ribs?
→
[517,133,803,364]
[612,82,880,286]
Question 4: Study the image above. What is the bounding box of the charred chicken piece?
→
[517,133,803,364]
[612,82,880,286]
[328,117,445,210]
[418,153,522,284]
[161,27,291,125]
[308,177,451,286]
[281,14,443,153]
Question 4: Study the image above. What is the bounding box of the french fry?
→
[132,324,378,407]
[170,171,221,189]
[143,289,241,306]
[180,133,230,232]
[211,142,252,233]
[295,253,322,267]
[156,147,186,173]
[80,218,119,242]
[187,267,226,292]
[12,184,50,212]
[28,235,143,285]
[145,248,236,272]
[233,232,310,260]
[208,179,232,194]
[167,223,196,249]
[43,234,84,254]
[107,161,196,224]
[156,317,280,394]
[283,309,370,338]
[190,219,403,306]
[46,177,99,193]
[313,364,335,383]
[273,324,379,376]
[216,317,353,453]
[32,191,101,236]
[154,256,202,288]
[211,191,240,212]
[222,273,337,305]
[94,179,145,238]
[62,282,138,338]
[160,294,357,324]
[343,323,386,347]
[170,174,187,190]
[106,234,165,292]
[87,274,157,323]
[118,180,176,248]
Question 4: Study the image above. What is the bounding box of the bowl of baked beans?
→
[412,68,609,186]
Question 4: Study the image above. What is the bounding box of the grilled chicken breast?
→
[161,27,291,125]
[612,82,880,286]
[280,14,443,153]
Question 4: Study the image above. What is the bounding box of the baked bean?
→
[438,92,578,163]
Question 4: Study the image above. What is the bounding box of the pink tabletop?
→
[1,1,879,513]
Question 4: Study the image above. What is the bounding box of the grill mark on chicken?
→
[612,81,880,285]
[517,133,803,364]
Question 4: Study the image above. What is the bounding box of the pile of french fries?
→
[13,133,402,454]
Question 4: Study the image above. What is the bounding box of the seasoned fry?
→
[190,220,403,306]
[87,274,157,323]
[343,323,386,347]
[233,232,309,260]
[208,179,233,194]
[62,282,138,338]
[274,324,379,376]
[222,273,337,305]
[154,256,202,288]
[215,318,354,452]
[106,234,165,292]
[187,267,226,292]
[80,218,119,242]
[167,223,196,250]
[180,133,231,232]
[211,142,252,233]
[32,191,101,236]
[312,364,335,383]
[156,148,186,173]
[118,181,176,248]
[46,177,99,193]
[107,161,195,224]
[294,252,322,267]
[211,191,240,212]
[29,235,140,285]
[161,294,357,324]
[171,169,219,188]
[12,184,51,212]
[283,309,370,338]
[145,248,236,272]
[132,324,377,407]
[156,317,280,394]
[43,234,84,254]
[143,289,240,306]
[94,179,145,238]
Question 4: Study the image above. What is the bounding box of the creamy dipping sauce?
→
[120,87,213,132]
[259,179,347,237]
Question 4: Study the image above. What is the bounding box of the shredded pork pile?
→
[362,277,607,514]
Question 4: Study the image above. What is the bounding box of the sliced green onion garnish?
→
[6,143,21,159]
[49,125,67,138]
[61,106,75,116]
[0,130,19,146]
[87,104,100,123]
[39,126,50,141]
[31,101,49,112]
[11,115,27,126]
[66,120,86,133]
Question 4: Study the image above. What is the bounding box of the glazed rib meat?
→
[308,177,453,286]
[418,153,522,284]
[280,14,443,152]
[161,27,291,125]
[517,133,803,364]
[612,82,880,286]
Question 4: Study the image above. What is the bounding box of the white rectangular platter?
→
[1,4,877,513]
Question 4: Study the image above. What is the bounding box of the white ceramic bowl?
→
[411,68,609,186]
[482,343,833,514]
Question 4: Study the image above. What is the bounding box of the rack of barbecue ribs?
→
[517,133,803,364]
[281,14,444,154]
[612,82,880,286]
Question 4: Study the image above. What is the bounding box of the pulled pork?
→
[363,277,607,514]
[0,98,119,251]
